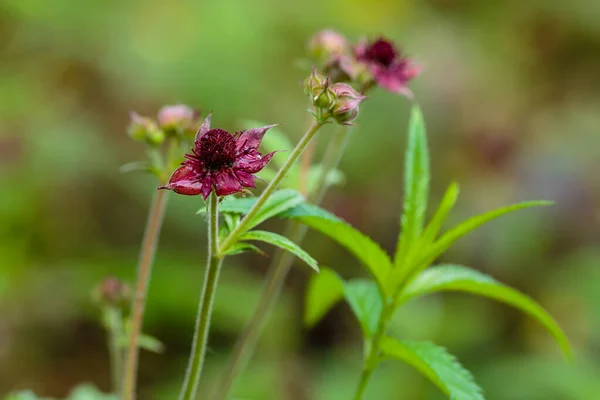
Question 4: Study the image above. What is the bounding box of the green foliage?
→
[239,230,319,272]
[282,204,392,292]
[398,264,572,360]
[380,337,484,400]
[222,242,266,257]
[304,267,345,327]
[394,105,430,268]
[343,280,383,337]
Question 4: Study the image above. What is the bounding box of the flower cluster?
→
[128,104,202,146]
[308,30,421,97]
[304,68,366,125]
[159,114,276,199]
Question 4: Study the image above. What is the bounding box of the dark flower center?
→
[365,39,397,67]
[197,128,237,170]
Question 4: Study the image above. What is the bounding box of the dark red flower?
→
[355,37,421,97]
[158,114,277,199]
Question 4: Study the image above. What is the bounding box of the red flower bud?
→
[128,112,165,146]
[94,277,131,310]
[330,83,366,125]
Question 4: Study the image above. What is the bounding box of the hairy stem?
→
[211,125,352,400]
[179,191,223,400]
[122,188,169,400]
[217,120,325,254]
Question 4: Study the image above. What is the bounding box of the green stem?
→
[179,191,223,400]
[122,187,169,400]
[210,126,351,400]
[353,305,392,400]
[105,307,124,394]
[218,120,325,255]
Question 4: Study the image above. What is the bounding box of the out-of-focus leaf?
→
[343,279,383,337]
[380,337,484,400]
[121,322,165,354]
[67,384,119,400]
[304,267,345,326]
[394,104,430,268]
[239,230,319,272]
[281,204,392,293]
[411,201,553,277]
[399,264,572,360]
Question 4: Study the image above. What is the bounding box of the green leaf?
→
[390,182,460,290]
[399,264,572,360]
[380,337,484,400]
[246,189,305,230]
[239,230,319,272]
[394,105,430,267]
[222,242,266,257]
[412,201,553,277]
[304,267,345,326]
[197,189,304,231]
[2,392,48,400]
[343,279,383,337]
[281,204,392,293]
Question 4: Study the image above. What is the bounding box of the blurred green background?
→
[1,0,600,399]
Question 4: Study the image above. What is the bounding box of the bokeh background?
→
[2,0,600,399]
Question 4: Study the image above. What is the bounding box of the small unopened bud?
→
[308,30,348,61]
[128,112,165,146]
[330,83,366,125]
[93,277,131,310]
[157,104,200,136]
[304,68,335,110]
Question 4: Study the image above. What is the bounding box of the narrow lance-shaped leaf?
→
[390,182,460,291]
[222,242,266,257]
[239,230,319,273]
[394,105,430,269]
[304,268,345,327]
[247,189,305,230]
[398,264,572,360]
[380,336,484,400]
[410,201,553,279]
[281,204,392,293]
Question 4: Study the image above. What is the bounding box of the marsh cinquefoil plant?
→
[2,31,570,400]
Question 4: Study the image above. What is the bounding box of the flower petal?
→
[236,124,278,152]
[213,170,243,197]
[158,165,204,196]
[235,170,256,188]
[200,173,213,199]
[236,151,276,173]
[194,112,213,145]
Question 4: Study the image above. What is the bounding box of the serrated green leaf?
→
[380,337,484,400]
[222,242,266,257]
[399,264,572,360]
[411,201,553,278]
[390,182,460,290]
[246,189,305,230]
[281,204,392,293]
[343,279,383,337]
[304,267,345,326]
[394,105,430,267]
[239,230,319,272]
